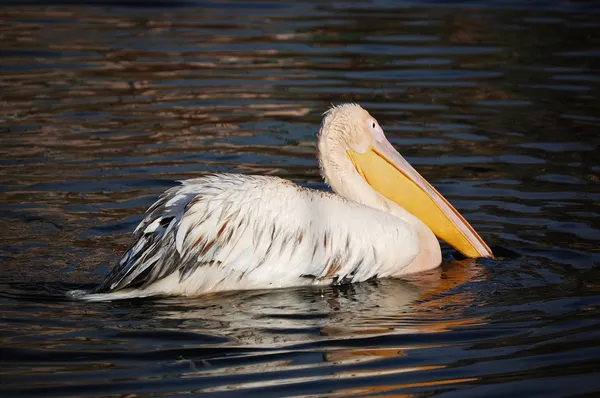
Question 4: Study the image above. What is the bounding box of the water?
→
[1,1,600,396]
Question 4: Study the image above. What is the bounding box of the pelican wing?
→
[94,174,420,295]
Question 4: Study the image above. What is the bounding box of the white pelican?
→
[85,103,492,300]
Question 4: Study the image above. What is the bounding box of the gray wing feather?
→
[93,174,247,293]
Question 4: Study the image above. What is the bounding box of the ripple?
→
[1,2,600,397]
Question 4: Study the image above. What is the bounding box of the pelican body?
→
[88,104,492,300]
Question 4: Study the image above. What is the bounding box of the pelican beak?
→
[347,138,493,259]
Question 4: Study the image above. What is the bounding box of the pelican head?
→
[317,103,493,259]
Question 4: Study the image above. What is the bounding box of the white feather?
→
[86,174,420,300]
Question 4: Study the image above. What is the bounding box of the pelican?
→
[84,103,492,300]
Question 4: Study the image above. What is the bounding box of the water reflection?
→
[154,260,485,347]
[2,262,490,396]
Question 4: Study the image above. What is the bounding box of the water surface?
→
[1,1,600,396]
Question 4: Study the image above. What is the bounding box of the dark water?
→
[2,1,600,396]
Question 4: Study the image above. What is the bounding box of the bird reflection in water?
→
[152,258,484,342]
[149,259,485,394]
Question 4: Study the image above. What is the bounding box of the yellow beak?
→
[347,139,493,258]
